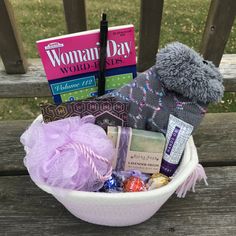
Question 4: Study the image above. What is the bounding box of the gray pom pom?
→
[155,42,224,103]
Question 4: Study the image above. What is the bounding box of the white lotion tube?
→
[160,114,194,177]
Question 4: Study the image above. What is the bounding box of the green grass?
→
[0,0,235,120]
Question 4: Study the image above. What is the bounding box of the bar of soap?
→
[107,126,166,174]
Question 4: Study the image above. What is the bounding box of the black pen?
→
[98,13,108,96]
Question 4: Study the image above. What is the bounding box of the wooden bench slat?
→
[137,0,164,72]
[63,0,87,34]
[194,112,236,166]
[0,166,235,235]
[200,0,236,67]
[0,113,235,173]
[0,120,28,173]
[218,54,236,92]
[0,54,235,98]
[0,0,28,74]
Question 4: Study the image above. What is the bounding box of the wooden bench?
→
[0,0,235,235]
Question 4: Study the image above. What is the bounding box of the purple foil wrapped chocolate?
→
[113,170,150,183]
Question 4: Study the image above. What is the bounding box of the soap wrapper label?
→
[107,126,165,174]
[125,151,163,174]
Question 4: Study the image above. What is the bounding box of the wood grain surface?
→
[0,166,235,236]
[200,0,236,67]
[0,0,27,74]
[193,112,236,166]
[0,112,235,173]
[63,0,87,33]
[0,54,235,97]
[137,0,164,72]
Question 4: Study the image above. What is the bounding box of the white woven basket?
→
[36,135,198,227]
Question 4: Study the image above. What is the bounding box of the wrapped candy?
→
[114,170,150,183]
[100,170,150,193]
[99,174,123,193]
[20,115,114,192]
[147,173,170,190]
[123,176,146,192]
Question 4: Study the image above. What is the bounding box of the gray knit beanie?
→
[104,42,224,134]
